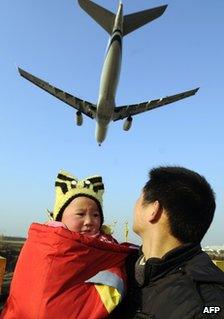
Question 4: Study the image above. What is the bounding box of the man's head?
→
[133,166,216,244]
[53,170,104,231]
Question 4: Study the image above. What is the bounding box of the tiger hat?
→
[53,170,104,223]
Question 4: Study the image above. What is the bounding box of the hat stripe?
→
[87,177,102,184]
[55,182,68,194]
[57,173,75,182]
[93,185,104,192]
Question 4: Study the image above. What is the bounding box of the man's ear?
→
[148,200,162,223]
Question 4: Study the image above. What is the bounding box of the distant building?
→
[203,245,224,252]
[203,245,224,270]
[203,246,224,258]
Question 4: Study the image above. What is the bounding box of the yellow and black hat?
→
[53,170,104,223]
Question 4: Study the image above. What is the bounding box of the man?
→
[110,166,224,319]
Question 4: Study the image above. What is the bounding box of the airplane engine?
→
[123,116,132,131]
[76,111,83,126]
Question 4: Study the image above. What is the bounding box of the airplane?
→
[18,0,199,145]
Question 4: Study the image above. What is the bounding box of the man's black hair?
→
[142,166,216,243]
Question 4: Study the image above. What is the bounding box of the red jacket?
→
[1,223,136,319]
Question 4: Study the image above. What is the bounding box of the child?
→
[46,171,118,244]
[1,171,136,319]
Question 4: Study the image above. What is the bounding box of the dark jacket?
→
[109,244,224,319]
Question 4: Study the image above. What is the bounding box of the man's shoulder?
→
[185,250,224,283]
[184,250,224,304]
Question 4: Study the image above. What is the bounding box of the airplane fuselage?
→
[95,3,123,144]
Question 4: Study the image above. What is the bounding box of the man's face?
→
[133,192,157,236]
[61,196,101,236]
[133,193,148,235]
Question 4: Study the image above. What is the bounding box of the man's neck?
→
[142,235,182,260]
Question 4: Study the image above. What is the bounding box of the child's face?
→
[61,196,101,236]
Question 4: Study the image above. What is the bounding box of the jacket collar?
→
[142,243,201,284]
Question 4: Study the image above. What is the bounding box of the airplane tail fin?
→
[123,5,167,36]
[78,0,115,34]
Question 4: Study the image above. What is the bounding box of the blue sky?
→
[0,0,223,246]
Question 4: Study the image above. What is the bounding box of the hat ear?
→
[86,176,104,190]
[55,170,79,194]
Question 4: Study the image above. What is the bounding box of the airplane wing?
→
[18,67,96,119]
[113,88,199,121]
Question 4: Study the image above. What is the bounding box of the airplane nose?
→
[95,123,108,144]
